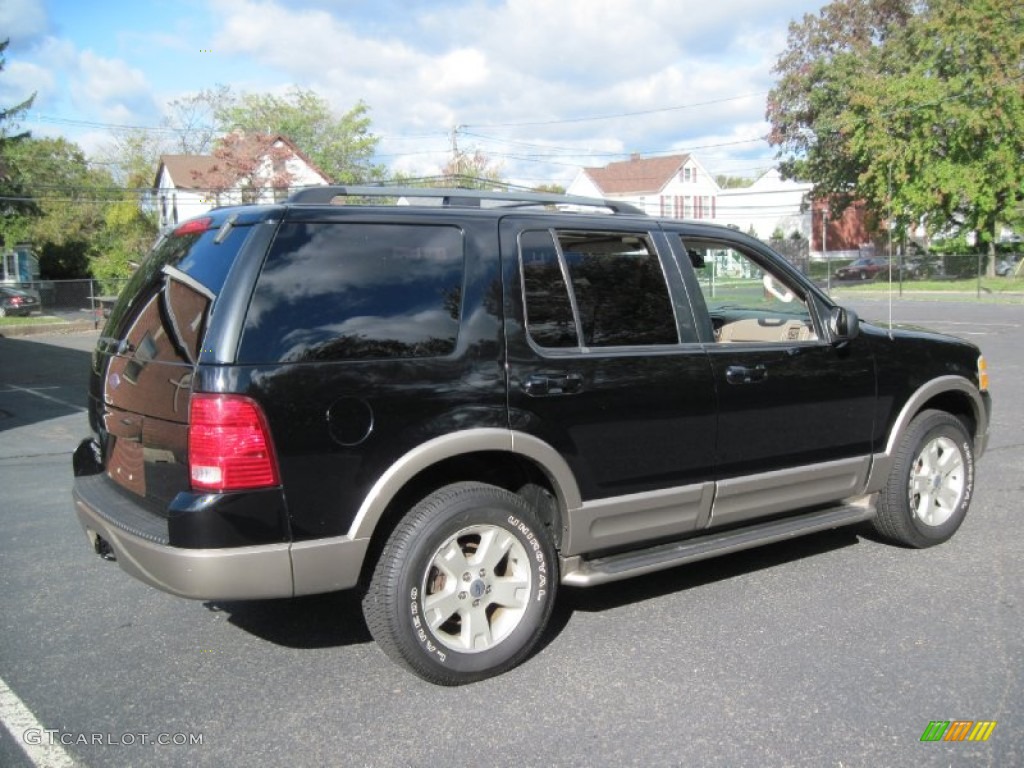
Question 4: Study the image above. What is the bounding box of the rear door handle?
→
[523,373,583,396]
[725,364,767,385]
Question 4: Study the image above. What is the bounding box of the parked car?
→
[834,257,890,281]
[72,187,992,685]
[0,286,40,317]
[996,254,1021,277]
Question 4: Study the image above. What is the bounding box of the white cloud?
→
[12,0,824,182]
[0,60,53,107]
[0,0,49,48]
[73,51,151,108]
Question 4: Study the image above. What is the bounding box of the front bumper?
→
[73,474,370,600]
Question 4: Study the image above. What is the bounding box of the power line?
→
[462,92,769,129]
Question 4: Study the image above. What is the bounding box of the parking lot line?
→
[0,676,77,768]
[1,386,86,413]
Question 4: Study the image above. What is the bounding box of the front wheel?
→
[872,410,975,548]
[362,482,557,685]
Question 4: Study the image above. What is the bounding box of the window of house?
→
[520,230,681,350]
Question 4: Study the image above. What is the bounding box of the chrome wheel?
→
[908,435,965,527]
[421,524,532,654]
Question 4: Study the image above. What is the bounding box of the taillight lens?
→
[189,394,280,492]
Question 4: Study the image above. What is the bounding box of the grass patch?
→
[836,277,1023,294]
[0,314,65,326]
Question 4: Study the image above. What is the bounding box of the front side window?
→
[240,223,464,363]
[683,237,819,344]
[520,229,679,350]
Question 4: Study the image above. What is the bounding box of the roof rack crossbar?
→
[284,185,645,215]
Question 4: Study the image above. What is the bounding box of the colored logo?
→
[920,720,997,742]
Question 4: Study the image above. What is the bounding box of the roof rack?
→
[284,185,646,215]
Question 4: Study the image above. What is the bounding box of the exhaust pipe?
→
[94,534,117,562]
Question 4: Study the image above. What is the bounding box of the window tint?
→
[239,223,463,363]
[519,230,678,349]
[105,222,247,343]
[519,230,578,348]
[683,237,818,343]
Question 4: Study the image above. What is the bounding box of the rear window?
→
[238,222,464,363]
[104,221,248,344]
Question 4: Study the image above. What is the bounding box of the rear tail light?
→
[189,394,280,492]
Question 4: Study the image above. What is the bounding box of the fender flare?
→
[347,428,582,541]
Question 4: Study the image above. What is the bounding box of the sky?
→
[1,0,829,188]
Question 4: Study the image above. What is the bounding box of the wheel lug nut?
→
[458,591,467,600]
[472,599,480,607]
[462,572,471,582]
[479,568,486,577]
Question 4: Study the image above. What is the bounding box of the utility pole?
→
[449,125,463,184]
[823,207,830,294]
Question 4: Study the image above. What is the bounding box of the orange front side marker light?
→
[978,356,989,392]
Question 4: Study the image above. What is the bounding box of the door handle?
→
[523,373,583,396]
[725,364,767,385]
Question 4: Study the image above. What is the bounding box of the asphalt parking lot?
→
[1,298,1021,767]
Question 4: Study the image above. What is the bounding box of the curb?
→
[0,320,100,338]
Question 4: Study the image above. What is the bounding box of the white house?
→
[567,154,721,219]
[716,168,813,241]
[153,134,331,231]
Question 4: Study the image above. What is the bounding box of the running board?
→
[560,499,875,587]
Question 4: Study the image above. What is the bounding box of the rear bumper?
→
[73,474,370,600]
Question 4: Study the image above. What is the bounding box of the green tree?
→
[715,175,755,189]
[1,39,39,230]
[0,137,113,277]
[768,0,1024,274]
[92,200,157,285]
[96,86,231,190]
[440,148,505,189]
[215,87,384,183]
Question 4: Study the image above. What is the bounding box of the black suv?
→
[73,187,991,685]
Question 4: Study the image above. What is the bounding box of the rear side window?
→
[239,223,464,363]
[104,221,244,344]
[519,229,679,350]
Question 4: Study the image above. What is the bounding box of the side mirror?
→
[828,306,860,344]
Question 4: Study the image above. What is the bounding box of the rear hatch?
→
[90,216,253,511]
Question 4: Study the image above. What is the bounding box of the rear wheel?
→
[872,410,974,547]
[362,482,557,685]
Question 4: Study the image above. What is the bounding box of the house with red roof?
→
[153,134,331,231]
[567,153,721,219]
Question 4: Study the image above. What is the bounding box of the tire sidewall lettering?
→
[402,507,551,668]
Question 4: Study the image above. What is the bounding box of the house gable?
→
[153,134,331,231]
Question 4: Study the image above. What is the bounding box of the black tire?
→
[872,410,975,548]
[362,482,557,685]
